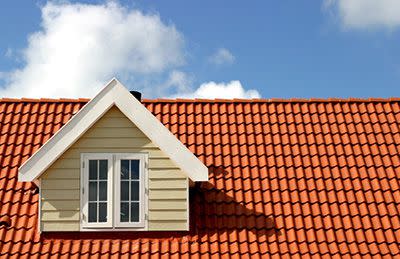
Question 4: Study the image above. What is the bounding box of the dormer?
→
[18,79,208,232]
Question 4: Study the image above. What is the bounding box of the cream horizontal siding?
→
[93,117,136,127]
[42,222,80,232]
[50,159,79,169]
[148,173,187,231]
[74,138,156,149]
[149,179,187,189]
[149,211,187,221]
[149,158,180,169]
[149,200,187,210]
[148,221,188,231]
[85,127,146,138]
[149,169,186,179]
[149,189,186,200]
[42,169,80,179]
[40,105,189,231]
[42,200,79,211]
[42,211,80,221]
[41,189,79,200]
[41,179,80,189]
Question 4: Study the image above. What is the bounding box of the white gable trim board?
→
[18,78,209,182]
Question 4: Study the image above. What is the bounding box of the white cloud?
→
[175,80,260,99]
[164,70,192,93]
[0,1,184,98]
[324,0,400,29]
[0,2,261,99]
[209,48,235,65]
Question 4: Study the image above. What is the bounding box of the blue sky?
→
[0,0,399,98]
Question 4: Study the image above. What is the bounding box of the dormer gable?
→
[18,78,208,232]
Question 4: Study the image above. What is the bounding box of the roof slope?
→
[1,98,400,257]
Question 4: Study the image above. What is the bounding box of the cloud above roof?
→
[0,1,259,99]
[208,48,235,66]
[175,80,260,99]
[0,2,184,98]
[324,0,400,29]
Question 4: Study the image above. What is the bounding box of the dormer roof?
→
[18,78,209,182]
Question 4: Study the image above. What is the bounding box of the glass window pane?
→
[98,181,107,201]
[89,181,97,201]
[88,202,97,222]
[121,181,129,201]
[120,202,129,222]
[130,202,139,222]
[89,160,97,180]
[130,160,140,179]
[99,160,108,180]
[98,202,107,222]
[121,160,129,179]
[131,181,139,201]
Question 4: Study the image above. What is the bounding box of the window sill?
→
[80,225,148,232]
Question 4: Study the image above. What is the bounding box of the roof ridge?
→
[0,98,90,102]
[1,97,400,103]
[142,97,400,103]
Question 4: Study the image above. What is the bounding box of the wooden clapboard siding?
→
[149,200,187,210]
[40,105,189,231]
[42,200,80,211]
[42,222,80,232]
[41,179,80,189]
[148,221,188,231]
[42,211,80,221]
[149,169,186,179]
[41,189,80,200]
[149,189,186,200]
[149,179,187,189]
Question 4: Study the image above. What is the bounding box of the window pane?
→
[98,181,107,201]
[89,182,97,201]
[121,181,129,201]
[130,160,140,179]
[121,160,129,179]
[120,202,129,222]
[131,202,139,222]
[98,202,107,222]
[88,202,97,222]
[131,181,139,201]
[89,160,97,180]
[99,160,108,180]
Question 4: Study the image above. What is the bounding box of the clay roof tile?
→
[0,98,399,257]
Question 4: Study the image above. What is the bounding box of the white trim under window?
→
[80,153,148,231]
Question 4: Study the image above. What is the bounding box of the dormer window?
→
[81,153,147,230]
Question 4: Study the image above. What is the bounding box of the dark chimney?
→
[130,91,142,101]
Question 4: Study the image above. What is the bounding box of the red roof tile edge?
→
[1,97,400,103]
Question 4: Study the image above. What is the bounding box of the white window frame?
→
[114,153,146,228]
[80,153,148,231]
[81,153,113,229]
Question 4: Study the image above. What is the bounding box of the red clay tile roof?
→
[1,98,400,257]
